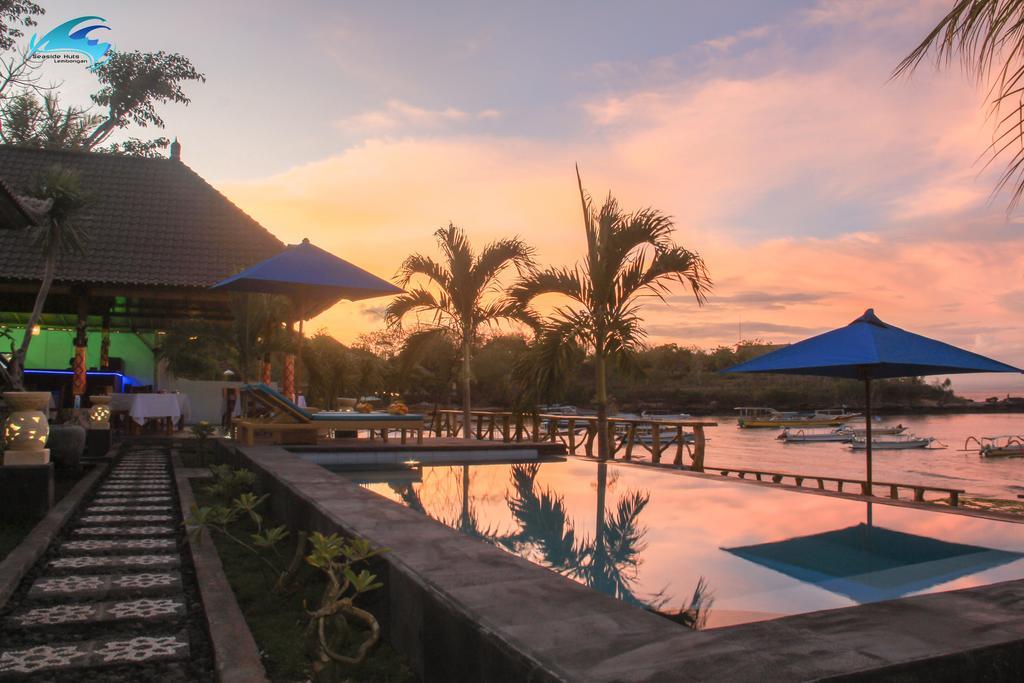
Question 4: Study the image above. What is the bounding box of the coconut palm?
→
[8,165,88,390]
[510,168,711,458]
[896,0,1024,209]
[385,223,534,439]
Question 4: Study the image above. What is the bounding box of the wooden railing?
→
[431,410,717,471]
[713,466,964,507]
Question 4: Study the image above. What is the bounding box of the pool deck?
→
[286,436,566,466]
[228,441,1024,681]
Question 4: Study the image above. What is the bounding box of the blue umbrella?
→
[724,309,1022,488]
[212,237,402,319]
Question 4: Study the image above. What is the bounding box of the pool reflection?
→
[344,458,1024,629]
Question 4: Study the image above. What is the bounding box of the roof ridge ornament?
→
[850,308,889,328]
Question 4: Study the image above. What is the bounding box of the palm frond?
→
[395,253,449,290]
[384,287,444,327]
[472,236,535,293]
[894,0,1024,210]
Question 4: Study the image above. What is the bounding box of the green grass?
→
[0,471,87,561]
[191,484,413,683]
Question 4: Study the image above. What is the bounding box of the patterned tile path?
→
[0,445,208,678]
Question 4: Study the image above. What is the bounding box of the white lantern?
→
[2,392,51,465]
[89,395,112,429]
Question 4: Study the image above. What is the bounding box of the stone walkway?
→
[0,445,212,680]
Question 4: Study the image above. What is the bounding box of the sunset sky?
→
[46,0,1024,394]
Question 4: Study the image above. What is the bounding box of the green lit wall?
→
[6,327,156,384]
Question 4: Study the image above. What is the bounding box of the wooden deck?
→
[287,436,566,456]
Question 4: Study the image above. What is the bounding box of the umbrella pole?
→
[864,377,873,498]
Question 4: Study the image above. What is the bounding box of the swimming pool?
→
[336,457,1024,629]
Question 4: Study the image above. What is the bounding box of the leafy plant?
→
[305,532,386,674]
[189,420,217,466]
[186,465,388,672]
[202,464,256,505]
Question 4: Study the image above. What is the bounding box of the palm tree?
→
[895,1,1024,209]
[385,223,534,439]
[510,168,711,458]
[8,165,89,390]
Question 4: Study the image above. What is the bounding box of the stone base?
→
[3,449,50,466]
[0,462,54,520]
[86,429,112,460]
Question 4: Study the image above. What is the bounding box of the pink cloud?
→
[218,0,1024,394]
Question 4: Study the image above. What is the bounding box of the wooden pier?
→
[431,409,717,471]
[713,465,965,507]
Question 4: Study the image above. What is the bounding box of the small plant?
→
[203,464,256,504]
[190,420,217,465]
[186,465,388,673]
[305,532,385,674]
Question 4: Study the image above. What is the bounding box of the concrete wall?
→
[167,378,243,424]
[225,442,1024,682]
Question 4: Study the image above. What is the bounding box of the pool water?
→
[341,457,1024,629]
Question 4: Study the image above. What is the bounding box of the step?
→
[98,484,172,491]
[7,596,186,628]
[78,514,175,525]
[61,538,177,554]
[48,554,180,572]
[85,505,173,513]
[0,631,188,676]
[28,572,181,599]
[92,496,173,505]
[106,475,171,482]
[71,526,176,537]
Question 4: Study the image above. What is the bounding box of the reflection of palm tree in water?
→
[500,462,713,627]
[394,461,712,628]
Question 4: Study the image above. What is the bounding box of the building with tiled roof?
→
[0,144,284,328]
[0,144,285,389]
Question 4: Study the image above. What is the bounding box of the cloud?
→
[216,0,1024,393]
[336,99,500,132]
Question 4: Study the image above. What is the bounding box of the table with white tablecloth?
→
[108,393,191,430]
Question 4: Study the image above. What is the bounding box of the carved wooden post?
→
[73,294,89,399]
[261,354,272,384]
[567,418,577,453]
[99,311,111,369]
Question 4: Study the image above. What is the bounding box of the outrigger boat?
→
[838,423,906,436]
[965,435,1024,458]
[850,434,935,450]
[735,406,861,428]
[615,411,696,446]
[778,427,854,443]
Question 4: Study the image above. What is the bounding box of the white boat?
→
[838,424,907,436]
[965,435,1024,458]
[778,428,853,443]
[735,406,861,428]
[850,434,934,450]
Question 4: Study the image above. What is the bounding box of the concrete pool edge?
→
[226,442,1024,682]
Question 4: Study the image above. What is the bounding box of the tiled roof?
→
[0,146,284,288]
